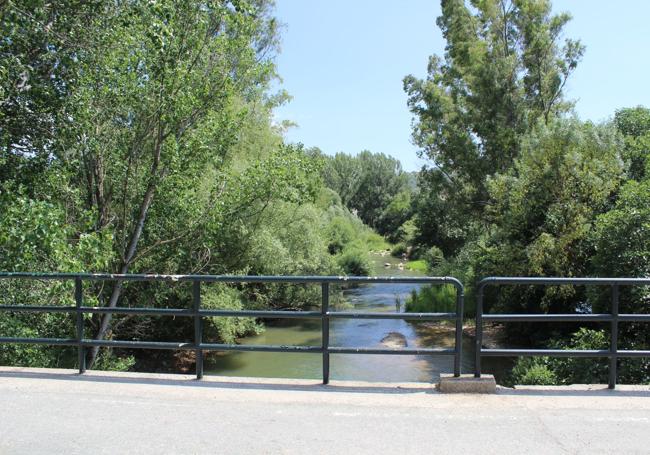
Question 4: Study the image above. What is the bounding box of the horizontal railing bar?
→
[199,310,322,318]
[0,305,76,313]
[327,312,457,320]
[0,272,462,286]
[481,348,650,358]
[0,305,466,321]
[0,337,78,346]
[617,350,650,357]
[200,344,322,353]
[479,277,650,286]
[619,314,650,322]
[481,314,650,322]
[482,314,613,322]
[0,338,323,352]
[80,307,193,316]
[84,340,193,350]
[328,347,456,355]
[481,349,612,357]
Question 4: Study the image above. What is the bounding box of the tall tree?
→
[322,151,408,229]
[404,0,583,254]
[614,106,650,181]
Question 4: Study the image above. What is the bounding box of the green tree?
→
[322,151,409,230]
[0,0,103,174]
[590,179,650,382]
[377,191,413,242]
[473,119,624,342]
[614,106,650,181]
[404,0,584,254]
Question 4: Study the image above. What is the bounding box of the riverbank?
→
[412,321,506,350]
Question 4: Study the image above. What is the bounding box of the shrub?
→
[391,243,408,258]
[405,284,457,313]
[202,285,262,344]
[423,246,444,268]
[337,249,371,276]
[509,328,612,386]
[510,358,557,385]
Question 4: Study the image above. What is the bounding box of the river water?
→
[205,254,477,382]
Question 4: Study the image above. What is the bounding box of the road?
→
[0,367,649,454]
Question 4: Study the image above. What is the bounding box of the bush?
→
[510,358,557,385]
[391,243,408,258]
[337,249,371,276]
[202,285,262,344]
[327,216,357,254]
[405,284,457,313]
[509,328,611,386]
[423,246,444,268]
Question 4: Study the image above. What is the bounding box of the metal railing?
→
[0,272,464,383]
[475,277,650,389]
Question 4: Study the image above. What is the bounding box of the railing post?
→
[474,285,483,378]
[609,284,619,389]
[454,285,464,377]
[321,282,330,385]
[193,281,203,380]
[75,278,86,374]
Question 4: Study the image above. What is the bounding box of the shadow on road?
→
[2,367,649,397]
[0,368,437,395]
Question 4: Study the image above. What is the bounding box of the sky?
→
[272,1,650,171]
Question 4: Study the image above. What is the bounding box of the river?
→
[204,253,490,382]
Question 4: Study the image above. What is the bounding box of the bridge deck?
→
[1,367,649,454]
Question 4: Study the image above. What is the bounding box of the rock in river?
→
[380,332,408,348]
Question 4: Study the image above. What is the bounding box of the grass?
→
[406,259,428,273]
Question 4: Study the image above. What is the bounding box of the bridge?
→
[1,272,649,453]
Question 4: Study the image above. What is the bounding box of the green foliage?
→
[614,106,650,181]
[509,358,558,386]
[405,0,584,255]
[391,243,408,258]
[92,350,136,372]
[591,179,650,380]
[465,120,624,331]
[322,151,411,232]
[326,216,358,254]
[423,246,444,269]
[0,0,344,370]
[405,285,456,313]
[202,285,261,344]
[378,191,413,242]
[484,119,623,278]
[337,249,371,276]
[592,180,650,281]
[405,259,428,273]
[509,329,610,386]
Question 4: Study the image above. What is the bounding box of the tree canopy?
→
[404,0,584,254]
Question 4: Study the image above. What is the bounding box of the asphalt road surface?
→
[1,368,649,454]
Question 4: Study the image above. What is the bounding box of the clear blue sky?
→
[273,1,650,171]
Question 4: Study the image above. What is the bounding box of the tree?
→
[1,0,286,368]
[474,119,624,343]
[322,151,409,229]
[377,190,412,242]
[321,152,363,207]
[590,179,650,382]
[614,106,650,181]
[404,0,584,254]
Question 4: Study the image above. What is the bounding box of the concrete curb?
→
[438,374,496,393]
